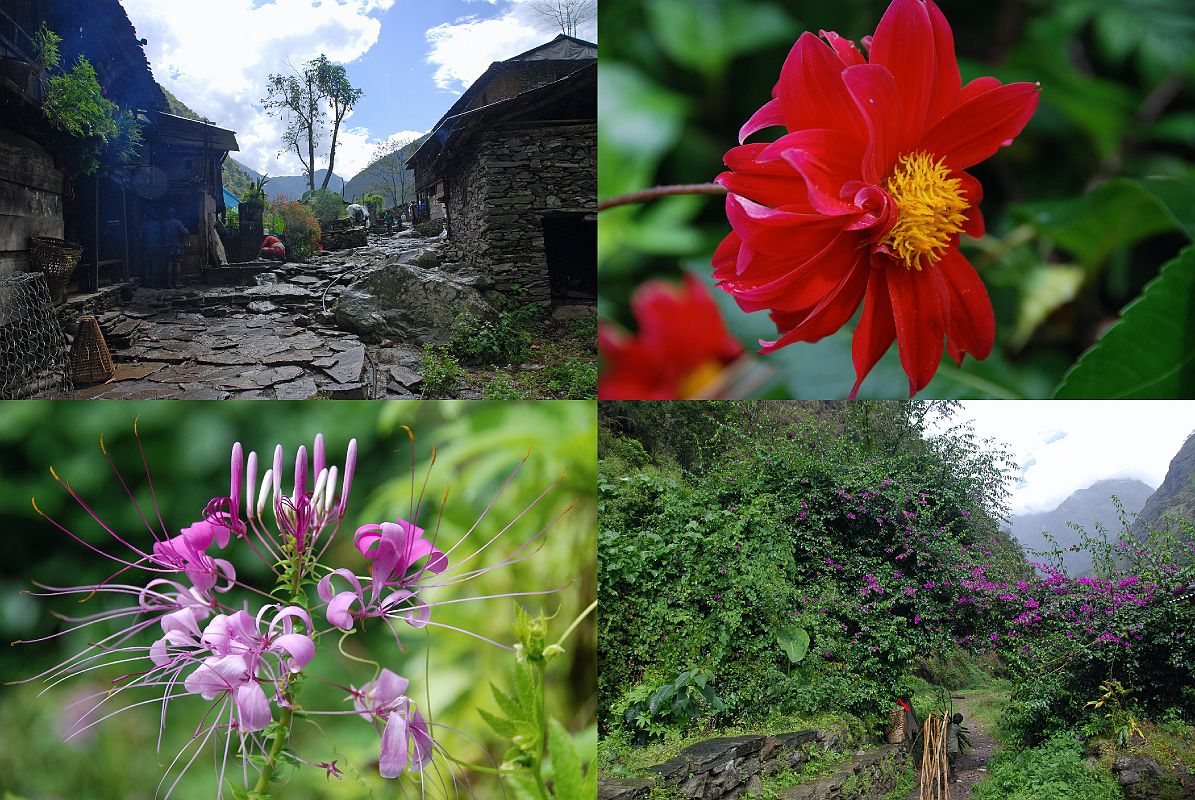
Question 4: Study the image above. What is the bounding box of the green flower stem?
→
[534,658,551,800]
[254,700,294,794]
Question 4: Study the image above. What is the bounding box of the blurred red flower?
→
[599,274,744,399]
[714,0,1039,396]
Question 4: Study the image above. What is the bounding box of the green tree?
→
[263,59,326,193]
[313,55,363,191]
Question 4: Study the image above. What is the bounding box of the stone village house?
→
[407,34,596,305]
[0,0,238,290]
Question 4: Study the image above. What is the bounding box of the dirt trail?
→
[905,695,998,800]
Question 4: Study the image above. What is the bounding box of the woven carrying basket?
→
[29,236,83,295]
[69,315,115,385]
[886,707,908,744]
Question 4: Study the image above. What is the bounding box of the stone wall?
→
[0,127,65,279]
[599,731,910,800]
[444,121,595,304]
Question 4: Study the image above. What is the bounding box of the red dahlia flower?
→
[713,0,1039,397]
[599,274,744,399]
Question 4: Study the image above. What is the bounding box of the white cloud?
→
[949,401,1195,516]
[424,0,597,93]
[123,0,395,178]
[331,126,426,178]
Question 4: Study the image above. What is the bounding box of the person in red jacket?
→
[259,234,286,261]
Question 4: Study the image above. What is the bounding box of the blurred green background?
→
[0,400,596,799]
[599,0,1195,398]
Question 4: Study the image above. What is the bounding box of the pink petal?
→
[271,633,315,671]
[373,669,410,706]
[326,591,360,631]
[379,712,409,778]
[236,681,272,732]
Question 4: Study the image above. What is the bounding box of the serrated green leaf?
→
[513,661,540,724]
[479,707,521,739]
[1054,246,1195,398]
[491,681,528,724]
[548,718,584,799]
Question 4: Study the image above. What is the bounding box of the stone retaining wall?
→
[599,731,910,800]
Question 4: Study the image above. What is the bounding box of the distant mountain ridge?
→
[264,170,346,201]
[1008,478,1154,575]
[1135,432,1195,535]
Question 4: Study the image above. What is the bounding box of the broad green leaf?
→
[548,718,584,799]
[1054,246,1195,398]
[645,0,796,78]
[1009,264,1085,348]
[775,625,810,664]
[1012,176,1195,267]
[479,707,521,739]
[505,773,541,800]
[597,63,687,200]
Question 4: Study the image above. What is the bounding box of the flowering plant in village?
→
[14,427,592,799]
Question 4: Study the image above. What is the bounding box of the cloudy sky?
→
[122,0,597,180]
[948,401,1195,516]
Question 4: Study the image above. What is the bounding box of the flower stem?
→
[253,701,294,794]
[597,182,727,212]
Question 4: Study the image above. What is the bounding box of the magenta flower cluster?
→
[19,431,557,797]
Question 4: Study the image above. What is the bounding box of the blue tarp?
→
[223,188,239,210]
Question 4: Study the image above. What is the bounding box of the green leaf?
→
[479,707,521,739]
[1054,246,1195,397]
[645,0,796,78]
[505,773,542,800]
[1012,176,1195,267]
[548,718,584,800]
[513,661,539,723]
[492,681,528,724]
[1009,264,1086,349]
[775,625,810,664]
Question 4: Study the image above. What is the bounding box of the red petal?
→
[842,64,903,184]
[924,0,962,126]
[758,257,869,352]
[725,193,841,256]
[819,29,866,66]
[960,76,1001,104]
[919,82,1040,171]
[718,144,809,209]
[777,32,865,138]
[955,171,985,239]
[869,0,935,144]
[938,247,994,361]
[759,128,863,215]
[722,231,858,312]
[850,267,897,398]
[886,261,948,395]
[739,98,785,144]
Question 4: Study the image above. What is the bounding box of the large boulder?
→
[333,261,494,344]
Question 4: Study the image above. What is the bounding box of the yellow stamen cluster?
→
[882,151,969,270]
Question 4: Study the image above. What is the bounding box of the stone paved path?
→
[64,232,431,400]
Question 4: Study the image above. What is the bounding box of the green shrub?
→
[419,345,463,397]
[542,356,597,398]
[265,196,322,261]
[619,668,726,742]
[482,374,528,400]
[450,306,541,366]
[969,735,1122,800]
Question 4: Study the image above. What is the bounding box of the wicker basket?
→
[69,315,115,385]
[29,236,83,299]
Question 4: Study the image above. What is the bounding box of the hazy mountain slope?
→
[1009,478,1153,575]
[1135,432,1195,535]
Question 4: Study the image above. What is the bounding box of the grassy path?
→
[905,688,1008,800]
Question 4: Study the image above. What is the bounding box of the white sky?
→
[947,401,1195,516]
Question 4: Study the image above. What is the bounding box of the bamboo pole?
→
[919,713,950,800]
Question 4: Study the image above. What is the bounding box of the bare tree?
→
[527,0,596,37]
[362,136,421,209]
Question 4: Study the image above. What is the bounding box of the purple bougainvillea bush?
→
[13,429,587,799]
